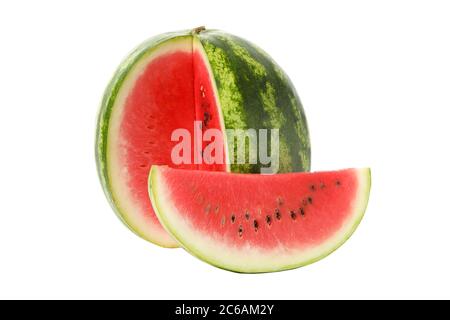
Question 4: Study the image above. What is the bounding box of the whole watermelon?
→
[96,27,310,247]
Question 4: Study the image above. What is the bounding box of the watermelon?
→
[149,166,371,273]
[96,27,310,247]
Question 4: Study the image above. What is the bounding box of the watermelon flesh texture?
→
[111,37,226,247]
[150,166,371,273]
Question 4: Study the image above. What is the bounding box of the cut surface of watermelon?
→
[149,166,371,273]
[100,35,226,247]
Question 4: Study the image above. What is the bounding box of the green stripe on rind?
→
[150,167,371,273]
[198,30,311,173]
[95,31,191,247]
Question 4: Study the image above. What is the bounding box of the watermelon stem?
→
[192,26,206,34]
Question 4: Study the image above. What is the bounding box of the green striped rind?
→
[95,31,191,244]
[197,30,311,173]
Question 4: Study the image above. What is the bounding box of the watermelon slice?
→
[149,166,371,273]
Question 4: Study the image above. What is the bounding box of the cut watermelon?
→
[96,28,310,247]
[149,166,371,273]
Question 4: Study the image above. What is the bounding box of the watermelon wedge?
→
[96,28,310,247]
[149,166,371,273]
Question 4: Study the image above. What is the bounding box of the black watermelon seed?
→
[231,214,236,224]
[336,180,341,186]
[290,211,297,220]
[308,197,313,204]
[266,215,272,226]
[300,208,305,216]
[245,211,250,220]
[253,220,259,231]
[203,112,210,127]
[238,225,243,237]
[275,209,281,220]
[310,185,316,191]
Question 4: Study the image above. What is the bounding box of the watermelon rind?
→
[149,166,371,273]
[196,30,311,173]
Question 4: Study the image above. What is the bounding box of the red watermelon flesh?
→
[149,166,371,272]
[193,48,227,171]
[110,38,226,246]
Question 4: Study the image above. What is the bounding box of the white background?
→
[0,0,449,300]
